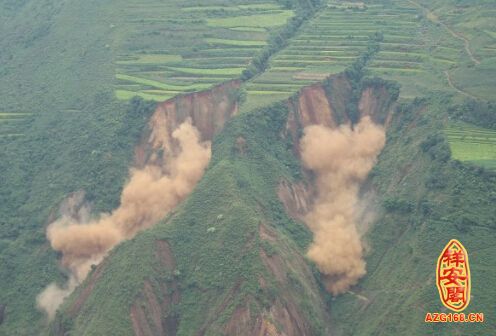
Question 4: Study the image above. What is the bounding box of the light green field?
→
[0,113,32,137]
[0,118,26,123]
[182,3,281,12]
[116,74,211,91]
[445,122,496,170]
[238,4,281,9]
[270,66,305,71]
[229,27,267,32]
[205,38,267,47]
[165,66,245,76]
[206,11,293,28]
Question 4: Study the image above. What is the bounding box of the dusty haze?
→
[300,116,385,295]
[37,120,211,319]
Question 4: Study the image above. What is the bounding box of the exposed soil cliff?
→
[135,80,241,167]
[280,73,397,219]
[286,74,394,151]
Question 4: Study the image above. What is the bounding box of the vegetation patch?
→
[206,11,294,28]
[445,121,496,170]
[205,38,267,47]
[115,54,182,65]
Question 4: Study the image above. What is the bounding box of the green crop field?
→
[241,0,494,105]
[239,0,461,108]
[445,121,496,170]
[205,38,268,46]
[206,11,294,28]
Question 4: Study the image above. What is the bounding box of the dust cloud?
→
[300,116,385,295]
[37,119,211,319]
[36,277,78,321]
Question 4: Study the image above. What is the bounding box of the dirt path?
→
[408,0,481,65]
[439,21,480,66]
[407,0,482,98]
[444,70,478,99]
[347,291,370,302]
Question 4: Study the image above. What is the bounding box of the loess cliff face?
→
[134,80,241,167]
[286,74,395,146]
[280,74,396,219]
[52,75,397,336]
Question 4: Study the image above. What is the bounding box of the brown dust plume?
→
[37,119,211,319]
[300,116,385,295]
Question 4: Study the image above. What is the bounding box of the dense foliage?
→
[448,99,496,129]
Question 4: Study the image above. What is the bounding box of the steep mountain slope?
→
[48,73,398,336]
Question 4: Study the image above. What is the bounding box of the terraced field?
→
[415,0,496,63]
[445,121,496,170]
[241,0,475,111]
[112,0,491,107]
[113,0,294,101]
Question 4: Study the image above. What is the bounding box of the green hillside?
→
[445,121,496,170]
[0,0,495,335]
[332,95,496,335]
